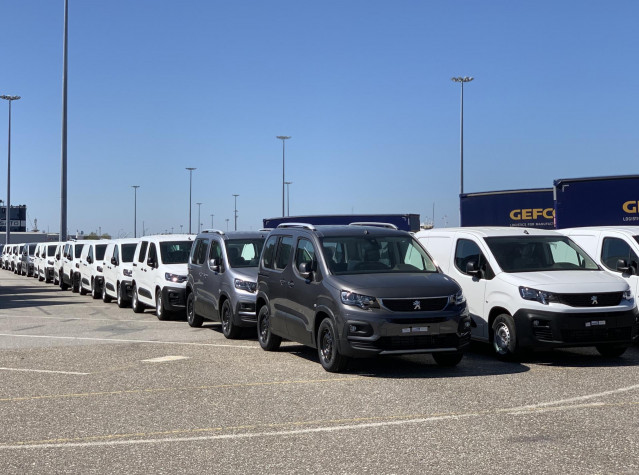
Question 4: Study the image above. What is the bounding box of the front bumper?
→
[514,307,639,349]
[162,286,186,311]
[338,306,471,358]
[236,297,258,327]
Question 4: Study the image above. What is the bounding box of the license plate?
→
[402,326,429,334]
[585,320,606,327]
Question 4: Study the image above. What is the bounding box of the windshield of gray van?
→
[484,236,599,272]
[225,239,264,268]
[160,241,193,264]
[321,235,438,275]
[121,244,137,263]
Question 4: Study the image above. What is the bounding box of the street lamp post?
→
[196,202,203,233]
[186,167,196,233]
[210,214,214,228]
[276,136,291,217]
[1,95,21,245]
[284,181,292,216]
[225,218,229,231]
[233,194,239,231]
[132,185,140,238]
[451,77,473,196]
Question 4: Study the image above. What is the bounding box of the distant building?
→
[0,205,27,232]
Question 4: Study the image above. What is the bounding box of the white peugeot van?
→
[416,227,638,359]
[102,238,139,307]
[130,234,194,319]
[559,227,639,301]
[78,240,110,298]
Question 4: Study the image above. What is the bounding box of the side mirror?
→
[147,258,156,268]
[111,256,118,266]
[208,258,220,273]
[87,256,93,264]
[298,261,313,279]
[617,259,635,275]
[466,260,482,278]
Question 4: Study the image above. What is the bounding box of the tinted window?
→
[209,241,222,263]
[226,238,265,268]
[295,238,316,270]
[47,245,57,255]
[275,236,293,270]
[95,245,107,260]
[121,244,136,262]
[602,237,639,271]
[262,236,278,270]
[74,244,84,259]
[160,241,193,264]
[138,241,149,263]
[454,239,487,276]
[148,243,158,265]
[191,238,209,265]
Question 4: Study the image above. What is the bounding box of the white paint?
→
[0,334,257,349]
[0,367,89,375]
[141,356,189,363]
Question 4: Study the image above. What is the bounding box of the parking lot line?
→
[0,333,258,349]
[0,367,89,375]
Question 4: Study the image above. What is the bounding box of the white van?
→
[130,234,194,319]
[415,227,638,359]
[102,238,139,307]
[78,240,111,298]
[36,242,60,283]
[559,227,639,301]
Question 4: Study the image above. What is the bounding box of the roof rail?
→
[258,228,273,232]
[349,222,399,230]
[276,223,317,231]
[201,229,225,235]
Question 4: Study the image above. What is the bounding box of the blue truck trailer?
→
[460,188,555,228]
[262,214,421,232]
[554,175,639,228]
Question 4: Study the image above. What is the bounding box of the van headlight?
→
[623,288,633,301]
[234,278,257,293]
[165,273,187,283]
[123,269,133,277]
[519,286,554,305]
[340,291,379,309]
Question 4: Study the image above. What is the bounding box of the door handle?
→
[280,279,287,285]
[288,281,295,288]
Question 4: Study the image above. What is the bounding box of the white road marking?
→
[142,356,189,363]
[0,334,257,349]
[0,367,89,375]
[0,314,185,324]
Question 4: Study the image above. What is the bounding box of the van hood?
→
[329,272,460,298]
[163,263,188,276]
[499,270,629,293]
[232,267,258,281]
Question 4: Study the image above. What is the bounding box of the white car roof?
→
[560,226,639,237]
[417,227,563,238]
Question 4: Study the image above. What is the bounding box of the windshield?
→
[160,241,193,264]
[74,244,84,258]
[96,244,107,260]
[484,236,599,273]
[225,238,264,268]
[321,235,438,275]
[121,244,137,263]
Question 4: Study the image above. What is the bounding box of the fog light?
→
[463,321,471,329]
[533,320,540,327]
[349,325,357,333]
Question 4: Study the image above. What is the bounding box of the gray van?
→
[256,223,471,372]
[186,230,267,338]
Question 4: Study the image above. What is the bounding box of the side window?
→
[191,238,209,265]
[88,246,94,261]
[138,241,149,263]
[602,237,638,271]
[295,238,316,271]
[454,239,491,277]
[147,243,158,266]
[208,240,222,263]
[113,245,120,264]
[275,236,294,270]
[262,236,278,270]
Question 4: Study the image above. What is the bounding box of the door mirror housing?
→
[208,259,221,273]
[466,260,482,278]
[298,261,313,280]
[617,259,636,275]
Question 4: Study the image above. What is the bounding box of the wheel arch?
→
[487,306,511,342]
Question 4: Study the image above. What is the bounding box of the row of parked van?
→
[2,224,638,372]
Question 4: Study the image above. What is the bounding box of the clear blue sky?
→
[1,0,637,236]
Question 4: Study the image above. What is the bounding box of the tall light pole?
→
[451,77,473,196]
[225,218,229,231]
[285,181,292,216]
[233,194,239,231]
[60,0,69,242]
[276,136,291,217]
[196,202,203,233]
[186,167,196,233]
[1,95,20,245]
[132,185,140,237]
[210,214,214,228]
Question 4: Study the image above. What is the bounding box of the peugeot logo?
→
[413,300,421,310]
[591,296,598,305]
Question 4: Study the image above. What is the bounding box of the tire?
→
[73,274,81,294]
[38,270,44,282]
[91,279,101,300]
[257,305,281,351]
[102,283,112,303]
[155,288,170,321]
[79,278,88,295]
[131,285,144,313]
[186,293,203,328]
[595,344,628,357]
[60,274,69,290]
[492,314,518,360]
[317,318,349,373]
[433,350,464,367]
[221,299,241,339]
[117,283,128,308]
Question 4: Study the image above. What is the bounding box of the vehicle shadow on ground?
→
[201,323,258,340]
[279,341,531,379]
[0,282,84,310]
[514,345,639,368]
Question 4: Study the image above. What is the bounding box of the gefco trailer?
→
[554,175,639,229]
[460,188,555,229]
[262,214,421,232]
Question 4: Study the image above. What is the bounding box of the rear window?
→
[160,241,194,264]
